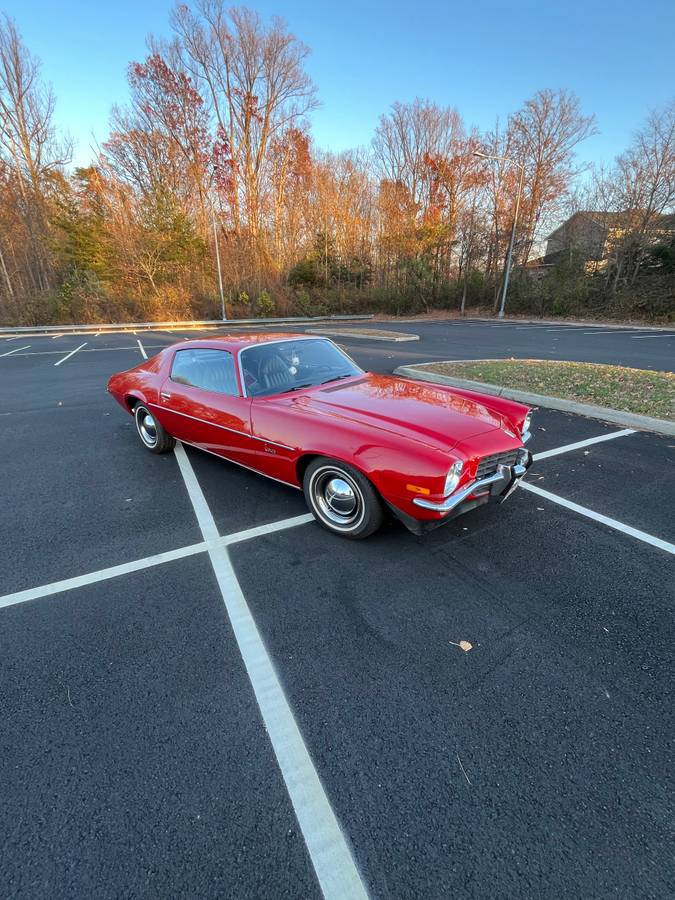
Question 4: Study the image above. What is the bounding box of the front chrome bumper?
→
[412,449,532,516]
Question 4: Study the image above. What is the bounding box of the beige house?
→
[541,211,675,273]
[545,212,621,262]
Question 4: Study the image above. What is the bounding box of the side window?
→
[170,349,239,396]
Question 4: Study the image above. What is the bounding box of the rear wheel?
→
[134,403,175,454]
[303,457,383,539]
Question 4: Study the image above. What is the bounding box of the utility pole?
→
[212,208,226,321]
[474,152,525,318]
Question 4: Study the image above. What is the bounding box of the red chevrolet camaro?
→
[107,333,533,538]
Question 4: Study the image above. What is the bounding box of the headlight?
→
[444,460,464,496]
[521,412,533,441]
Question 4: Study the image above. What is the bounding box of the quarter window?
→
[170,349,239,396]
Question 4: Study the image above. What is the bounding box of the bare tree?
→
[373,99,463,216]
[510,89,596,264]
[0,15,70,297]
[172,2,317,248]
[613,100,675,283]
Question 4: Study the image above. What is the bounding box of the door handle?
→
[160,391,172,401]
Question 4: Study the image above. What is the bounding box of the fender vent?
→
[476,450,519,479]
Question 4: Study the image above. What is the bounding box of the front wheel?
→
[303,457,383,539]
[134,403,175,454]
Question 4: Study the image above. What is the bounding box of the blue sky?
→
[4,0,674,169]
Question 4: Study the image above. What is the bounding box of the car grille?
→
[476,450,519,479]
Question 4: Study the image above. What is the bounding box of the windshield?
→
[240,338,362,397]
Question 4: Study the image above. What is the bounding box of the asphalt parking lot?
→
[1,327,674,899]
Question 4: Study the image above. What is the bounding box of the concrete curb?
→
[461,317,673,332]
[394,364,675,437]
[306,328,419,342]
[381,316,674,332]
[0,314,374,337]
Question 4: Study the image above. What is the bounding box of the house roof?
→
[547,210,675,242]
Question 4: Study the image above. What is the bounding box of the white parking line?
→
[13,346,165,357]
[0,345,30,358]
[54,342,87,366]
[520,482,674,555]
[631,334,675,340]
[0,513,315,612]
[533,428,635,461]
[51,334,63,339]
[0,540,211,610]
[137,339,147,359]
[173,443,368,900]
[222,514,314,545]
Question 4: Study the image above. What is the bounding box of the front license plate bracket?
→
[499,477,521,503]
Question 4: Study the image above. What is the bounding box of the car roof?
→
[169,332,320,353]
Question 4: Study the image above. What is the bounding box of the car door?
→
[157,347,256,469]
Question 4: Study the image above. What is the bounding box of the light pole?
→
[474,151,525,319]
[210,163,227,321]
[211,207,226,321]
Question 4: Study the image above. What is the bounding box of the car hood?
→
[300,373,512,451]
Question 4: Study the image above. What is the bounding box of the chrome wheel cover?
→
[309,466,365,531]
[136,407,158,447]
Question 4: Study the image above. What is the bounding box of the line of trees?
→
[0,4,673,326]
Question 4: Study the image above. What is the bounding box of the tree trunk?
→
[0,245,14,297]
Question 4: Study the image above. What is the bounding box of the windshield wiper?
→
[320,373,355,385]
[280,382,314,394]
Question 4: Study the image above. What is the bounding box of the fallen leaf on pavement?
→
[449,640,473,652]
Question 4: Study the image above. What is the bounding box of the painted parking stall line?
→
[631,334,675,340]
[582,330,648,336]
[521,481,675,555]
[6,346,165,358]
[0,540,211,610]
[172,443,368,900]
[0,513,315,612]
[533,428,635,461]
[54,341,87,366]
[137,338,148,359]
[222,514,314,546]
[0,345,30,358]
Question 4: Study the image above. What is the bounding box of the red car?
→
[107,333,533,539]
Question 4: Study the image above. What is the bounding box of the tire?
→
[303,457,383,539]
[133,403,175,454]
